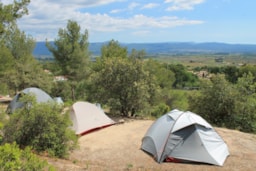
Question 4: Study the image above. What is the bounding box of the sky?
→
[2,0,256,44]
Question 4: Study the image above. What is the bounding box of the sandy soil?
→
[46,118,256,171]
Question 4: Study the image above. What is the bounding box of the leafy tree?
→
[165,89,190,111]
[129,48,145,60]
[3,23,35,60]
[0,43,14,75]
[223,66,239,83]
[0,0,30,35]
[144,59,175,90]
[3,94,77,158]
[51,81,72,102]
[238,65,256,81]
[0,43,14,94]
[234,72,256,132]
[151,103,170,118]
[2,24,53,94]
[169,64,199,88]
[46,20,90,101]
[101,39,127,59]
[0,0,30,94]
[188,74,236,127]
[89,57,158,117]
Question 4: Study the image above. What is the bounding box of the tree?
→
[0,0,30,94]
[223,66,239,83]
[3,94,77,158]
[46,20,90,101]
[188,74,236,126]
[101,39,127,59]
[0,0,30,35]
[234,72,256,132]
[143,59,175,90]
[88,41,159,117]
[238,65,256,81]
[90,57,157,117]
[0,44,14,94]
[2,24,52,94]
[169,64,199,88]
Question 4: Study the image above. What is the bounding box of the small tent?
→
[6,87,54,114]
[70,101,115,135]
[141,109,229,166]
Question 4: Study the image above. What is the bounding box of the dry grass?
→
[45,118,256,171]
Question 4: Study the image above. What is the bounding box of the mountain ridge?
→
[33,41,256,59]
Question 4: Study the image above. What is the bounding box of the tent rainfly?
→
[6,87,54,114]
[70,101,115,135]
[141,109,229,166]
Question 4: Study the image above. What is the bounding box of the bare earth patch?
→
[46,119,256,171]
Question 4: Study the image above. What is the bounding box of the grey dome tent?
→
[6,87,54,114]
[70,101,115,135]
[141,109,229,166]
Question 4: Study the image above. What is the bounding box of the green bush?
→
[3,94,78,158]
[0,142,55,171]
[151,103,170,118]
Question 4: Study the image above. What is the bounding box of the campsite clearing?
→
[45,118,256,171]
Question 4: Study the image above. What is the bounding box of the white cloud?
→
[132,30,151,35]
[110,9,125,14]
[41,0,122,8]
[19,12,203,41]
[128,2,140,10]
[141,3,159,9]
[10,0,204,41]
[165,0,205,11]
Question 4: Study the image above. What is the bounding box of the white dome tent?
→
[70,101,115,135]
[6,87,54,114]
[141,109,229,166]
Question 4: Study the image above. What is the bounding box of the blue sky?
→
[2,0,256,44]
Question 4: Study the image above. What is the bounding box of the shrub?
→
[151,103,170,118]
[0,142,55,171]
[3,94,78,158]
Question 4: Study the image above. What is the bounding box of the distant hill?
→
[33,41,256,59]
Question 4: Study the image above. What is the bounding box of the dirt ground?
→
[46,118,256,171]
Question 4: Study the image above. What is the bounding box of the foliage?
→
[0,0,30,35]
[238,65,256,81]
[101,39,127,59]
[199,65,239,84]
[129,48,146,60]
[1,24,53,95]
[223,66,239,83]
[168,64,199,88]
[143,59,175,90]
[88,41,159,117]
[0,142,54,171]
[51,81,72,102]
[234,72,256,132]
[0,43,14,93]
[0,43,14,75]
[151,103,170,118]
[0,107,8,144]
[89,57,159,117]
[3,94,78,158]
[164,89,190,111]
[46,20,90,101]
[188,74,236,127]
